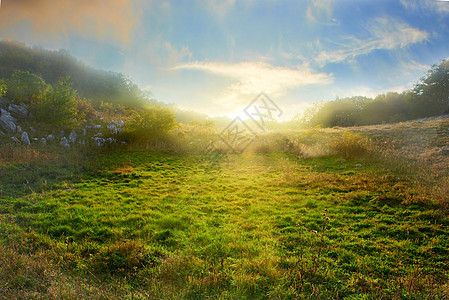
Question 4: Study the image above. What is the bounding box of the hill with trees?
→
[300,59,449,127]
[0,40,145,108]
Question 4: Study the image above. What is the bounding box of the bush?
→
[123,105,176,148]
[33,77,79,128]
[0,81,6,98]
[331,131,373,159]
[5,71,47,105]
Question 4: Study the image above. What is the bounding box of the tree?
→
[125,105,176,147]
[5,70,48,105]
[411,59,449,117]
[306,97,367,127]
[34,77,78,128]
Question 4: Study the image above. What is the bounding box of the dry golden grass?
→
[0,142,55,166]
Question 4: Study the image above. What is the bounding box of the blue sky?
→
[1,0,449,120]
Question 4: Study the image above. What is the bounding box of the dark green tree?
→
[124,105,176,147]
[411,59,449,117]
[34,77,79,128]
[5,70,48,105]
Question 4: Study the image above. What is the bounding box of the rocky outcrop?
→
[21,132,31,146]
[60,137,70,147]
[107,120,124,135]
[93,137,105,147]
[0,108,17,133]
[69,130,77,143]
[8,104,28,118]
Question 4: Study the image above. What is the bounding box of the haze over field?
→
[0,0,448,119]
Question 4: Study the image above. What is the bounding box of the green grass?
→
[1,149,448,299]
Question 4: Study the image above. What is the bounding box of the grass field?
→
[1,121,449,299]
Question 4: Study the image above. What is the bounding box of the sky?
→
[0,0,449,120]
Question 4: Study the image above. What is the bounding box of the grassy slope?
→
[1,120,449,298]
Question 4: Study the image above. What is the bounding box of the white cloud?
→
[306,0,335,23]
[164,42,193,67]
[315,18,429,65]
[400,0,449,14]
[397,59,430,77]
[175,61,332,95]
[173,61,333,116]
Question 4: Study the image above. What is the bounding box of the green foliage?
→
[305,96,368,127]
[74,98,96,125]
[411,59,449,116]
[1,71,84,128]
[32,77,79,128]
[0,81,6,98]
[301,59,449,127]
[124,105,176,147]
[5,70,48,105]
[0,40,146,108]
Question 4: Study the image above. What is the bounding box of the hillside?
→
[0,40,144,107]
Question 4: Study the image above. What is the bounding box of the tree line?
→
[300,59,449,127]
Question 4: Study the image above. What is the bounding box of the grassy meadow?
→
[1,120,449,299]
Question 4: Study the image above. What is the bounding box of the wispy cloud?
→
[306,0,335,23]
[173,61,333,114]
[164,42,193,67]
[400,0,449,14]
[175,61,333,95]
[0,0,139,44]
[315,18,429,65]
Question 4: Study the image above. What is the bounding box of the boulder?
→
[60,137,70,148]
[17,125,22,133]
[69,130,77,143]
[8,104,28,118]
[0,108,17,133]
[41,138,47,144]
[93,137,105,147]
[106,137,117,144]
[47,134,55,142]
[21,132,31,146]
[107,122,119,134]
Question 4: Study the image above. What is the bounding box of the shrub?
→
[33,77,79,128]
[0,81,6,98]
[331,131,373,159]
[123,105,176,148]
[5,71,48,105]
